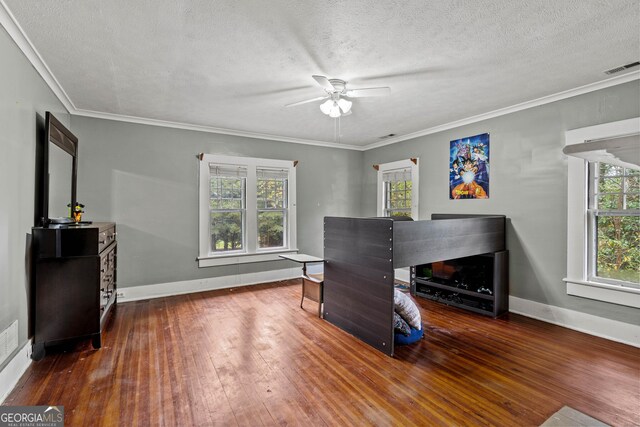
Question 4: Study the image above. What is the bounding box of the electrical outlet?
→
[116,292,125,298]
[0,320,18,366]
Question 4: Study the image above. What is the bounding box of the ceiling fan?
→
[285,75,391,118]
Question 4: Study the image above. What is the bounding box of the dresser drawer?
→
[100,246,116,285]
[99,226,117,253]
[100,245,116,310]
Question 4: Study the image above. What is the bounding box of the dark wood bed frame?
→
[323,214,506,356]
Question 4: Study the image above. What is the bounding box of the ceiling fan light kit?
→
[319,99,334,115]
[286,75,390,119]
[320,97,352,117]
[337,98,352,114]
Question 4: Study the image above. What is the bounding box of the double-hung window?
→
[199,154,297,267]
[588,162,639,286]
[564,118,640,308]
[209,165,247,253]
[257,168,288,249]
[383,168,413,218]
[376,159,419,219]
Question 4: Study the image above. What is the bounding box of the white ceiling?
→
[3,0,640,147]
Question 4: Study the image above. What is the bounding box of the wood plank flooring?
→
[4,281,639,426]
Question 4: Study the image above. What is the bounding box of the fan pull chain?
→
[332,115,342,144]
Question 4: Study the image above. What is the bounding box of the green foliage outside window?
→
[210,176,244,251]
[258,211,284,248]
[257,177,286,248]
[209,175,288,251]
[594,164,639,284]
[385,180,412,218]
[211,211,243,251]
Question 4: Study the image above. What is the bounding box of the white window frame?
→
[256,168,289,250]
[198,154,297,267]
[376,159,419,219]
[564,117,640,308]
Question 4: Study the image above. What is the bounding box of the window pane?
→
[596,215,640,284]
[210,177,244,209]
[257,180,266,209]
[598,177,623,195]
[258,211,284,248]
[627,174,639,192]
[597,193,624,210]
[384,180,412,218]
[599,163,623,177]
[210,212,243,252]
[627,194,639,209]
[257,178,286,209]
[390,210,412,218]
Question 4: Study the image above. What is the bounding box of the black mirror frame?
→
[36,112,78,227]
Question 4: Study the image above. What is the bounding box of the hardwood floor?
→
[4,281,639,426]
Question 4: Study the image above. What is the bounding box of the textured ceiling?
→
[4,0,640,146]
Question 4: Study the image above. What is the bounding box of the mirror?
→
[35,112,78,226]
[47,142,74,218]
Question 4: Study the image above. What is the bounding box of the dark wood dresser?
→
[31,222,117,360]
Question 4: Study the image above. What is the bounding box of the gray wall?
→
[70,116,363,287]
[363,80,640,324]
[1,10,637,377]
[0,26,70,370]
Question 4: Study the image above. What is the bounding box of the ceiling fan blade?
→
[345,87,391,98]
[312,75,336,91]
[284,96,328,108]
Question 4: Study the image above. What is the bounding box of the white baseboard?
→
[118,267,301,302]
[0,340,32,404]
[509,296,639,348]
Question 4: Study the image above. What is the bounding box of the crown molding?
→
[2,0,638,153]
[72,109,364,151]
[0,1,362,151]
[362,70,640,151]
[0,0,76,112]
[75,72,640,152]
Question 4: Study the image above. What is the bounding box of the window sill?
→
[564,278,640,308]
[198,249,299,267]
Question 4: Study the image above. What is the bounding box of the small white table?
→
[280,254,324,317]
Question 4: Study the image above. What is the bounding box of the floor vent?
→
[604,61,640,75]
[0,320,18,366]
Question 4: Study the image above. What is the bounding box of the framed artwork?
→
[449,133,490,199]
